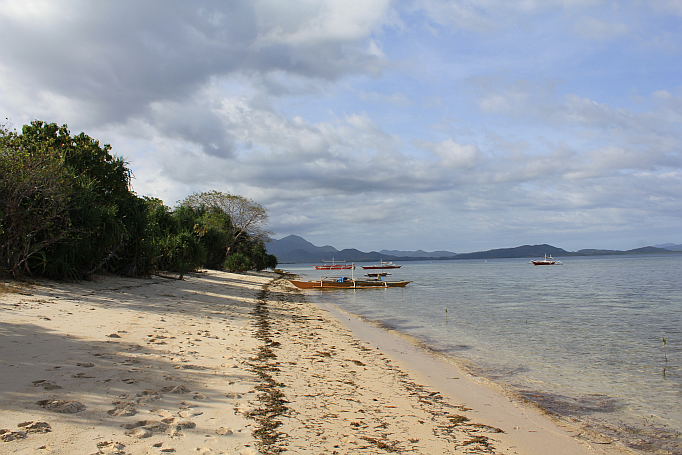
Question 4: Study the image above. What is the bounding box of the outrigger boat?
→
[531,254,562,266]
[361,260,401,270]
[365,272,390,277]
[290,276,411,289]
[312,259,355,270]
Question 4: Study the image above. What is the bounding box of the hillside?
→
[268,235,678,264]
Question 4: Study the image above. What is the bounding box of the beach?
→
[1,270,638,455]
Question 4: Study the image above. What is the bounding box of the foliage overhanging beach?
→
[1,121,276,281]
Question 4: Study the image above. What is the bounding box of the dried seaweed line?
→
[247,280,290,454]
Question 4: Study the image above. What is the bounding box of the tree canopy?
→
[180,190,273,254]
[0,120,277,279]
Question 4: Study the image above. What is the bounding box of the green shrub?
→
[224,253,251,272]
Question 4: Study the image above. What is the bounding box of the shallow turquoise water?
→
[285,254,682,453]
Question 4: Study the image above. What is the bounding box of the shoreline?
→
[1,271,638,454]
[314,301,636,455]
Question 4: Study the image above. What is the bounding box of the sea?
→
[284,254,682,454]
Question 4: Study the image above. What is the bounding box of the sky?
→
[1,0,681,253]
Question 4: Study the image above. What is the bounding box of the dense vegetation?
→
[0,120,277,280]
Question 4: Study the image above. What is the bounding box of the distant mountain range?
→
[655,243,682,251]
[268,235,680,263]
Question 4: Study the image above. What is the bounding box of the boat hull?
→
[289,279,411,289]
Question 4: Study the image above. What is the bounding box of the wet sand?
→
[0,270,638,454]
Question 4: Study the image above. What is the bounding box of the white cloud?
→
[415,138,479,169]
[1,0,681,252]
[253,0,392,44]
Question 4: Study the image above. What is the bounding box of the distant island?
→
[268,235,682,264]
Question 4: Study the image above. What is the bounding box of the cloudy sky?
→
[1,0,681,253]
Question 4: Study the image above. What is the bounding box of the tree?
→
[180,190,273,255]
[15,121,135,279]
[2,119,276,278]
[0,124,73,277]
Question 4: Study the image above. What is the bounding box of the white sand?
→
[0,271,638,455]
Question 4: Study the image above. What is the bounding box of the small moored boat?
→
[312,259,355,270]
[361,260,401,270]
[531,254,562,266]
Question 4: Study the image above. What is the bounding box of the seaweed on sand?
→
[247,281,290,454]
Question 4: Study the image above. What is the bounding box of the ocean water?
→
[285,254,682,454]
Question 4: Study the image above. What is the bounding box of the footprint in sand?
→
[178,409,202,418]
[161,385,191,394]
[173,364,210,370]
[123,418,196,439]
[135,390,160,404]
[31,380,62,390]
[171,419,196,430]
[72,372,95,379]
[94,441,126,454]
[107,401,137,417]
[124,427,152,439]
[123,420,169,438]
[36,400,86,413]
[18,421,51,434]
[0,429,26,442]
[150,442,176,453]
